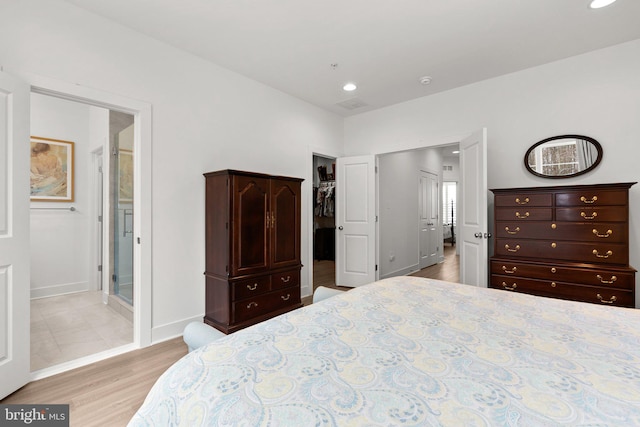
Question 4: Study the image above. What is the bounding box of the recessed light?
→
[590,0,617,8]
[343,82,357,92]
[452,150,460,154]
[419,76,432,85]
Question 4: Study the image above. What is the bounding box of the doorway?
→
[29,94,135,373]
[312,155,336,291]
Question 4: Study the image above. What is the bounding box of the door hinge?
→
[98,265,102,272]
[375,215,378,222]
[112,274,117,283]
[98,166,103,173]
[375,264,378,271]
[98,215,103,222]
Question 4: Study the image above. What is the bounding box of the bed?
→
[129,276,640,426]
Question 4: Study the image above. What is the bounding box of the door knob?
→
[338,226,344,230]
[474,232,482,238]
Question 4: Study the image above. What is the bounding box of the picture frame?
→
[118,149,133,204]
[30,136,74,202]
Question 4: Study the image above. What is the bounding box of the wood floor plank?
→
[1,337,188,427]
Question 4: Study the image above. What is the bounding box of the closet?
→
[203,170,303,334]
[314,160,336,261]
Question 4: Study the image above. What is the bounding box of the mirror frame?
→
[524,134,603,179]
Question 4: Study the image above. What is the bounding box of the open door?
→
[0,71,31,399]
[419,170,439,269]
[459,128,489,287]
[335,155,376,287]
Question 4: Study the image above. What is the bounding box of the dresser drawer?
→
[233,286,300,323]
[490,260,635,289]
[232,275,271,301]
[495,208,552,221]
[495,239,628,264]
[556,206,627,222]
[272,269,300,290]
[495,221,627,243]
[494,193,552,207]
[556,189,627,207]
[490,275,634,307]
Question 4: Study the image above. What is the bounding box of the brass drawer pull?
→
[502,265,517,274]
[515,212,529,219]
[580,195,598,204]
[551,282,557,288]
[281,275,291,283]
[247,302,258,309]
[505,244,520,252]
[551,267,557,273]
[551,242,557,248]
[515,197,529,205]
[581,211,598,220]
[247,283,258,291]
[592,229,612,238]
[281,294,291,301]
[597,274,617,284]
[505,226,520,235]
[592,249,613,259]
[597,294,617,304]
[501,282,517,291]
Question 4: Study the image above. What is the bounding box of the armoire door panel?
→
[271,179,300,269]
[232,175,269,276]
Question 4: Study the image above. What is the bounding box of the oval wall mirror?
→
[524,135,603,179]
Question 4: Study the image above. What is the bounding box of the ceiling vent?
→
[336,98,368,110]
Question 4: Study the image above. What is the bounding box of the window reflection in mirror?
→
[525,135,602,178]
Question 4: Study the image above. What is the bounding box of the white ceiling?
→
[63,0,640,116]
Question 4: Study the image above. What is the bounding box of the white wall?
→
[0,0,343,340]
[345,39,640,307]
[378,147,442,278]
[30,93,92,298]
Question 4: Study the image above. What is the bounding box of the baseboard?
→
[151,315,204,343]
[31,281,89,299]
[380,264,419,279]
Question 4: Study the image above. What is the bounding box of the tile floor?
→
[30,291,133,372]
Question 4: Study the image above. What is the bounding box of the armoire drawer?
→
[494,221,627,243]
[495,239,628,264]
[232,275,271,301]
[555,189,627,207]
[494,193,552,207]
[490,275,634,307]
[272,269,300,290]
[233,286,300,323]
[490,260,635,289]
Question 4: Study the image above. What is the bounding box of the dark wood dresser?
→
[204,170,303,334]
[490,182,636,307]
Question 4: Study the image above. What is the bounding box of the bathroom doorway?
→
[29,94,134,373]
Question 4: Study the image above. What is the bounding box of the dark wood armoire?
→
[204,169,303,334]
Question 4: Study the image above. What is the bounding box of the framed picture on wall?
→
[30,136,74,202]
[118,149,133,204]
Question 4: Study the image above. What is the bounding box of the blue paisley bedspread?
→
[129,276,640,426]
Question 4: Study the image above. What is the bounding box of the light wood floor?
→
[2,247,459,427]
[1,337,188,427]
[410,244,459,282]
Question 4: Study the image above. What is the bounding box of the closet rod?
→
[30,206,76,211]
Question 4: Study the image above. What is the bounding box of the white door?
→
[459,128,488,287]
[335,155,376,287]
[419,170,438,269]
[0,72,31,399]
